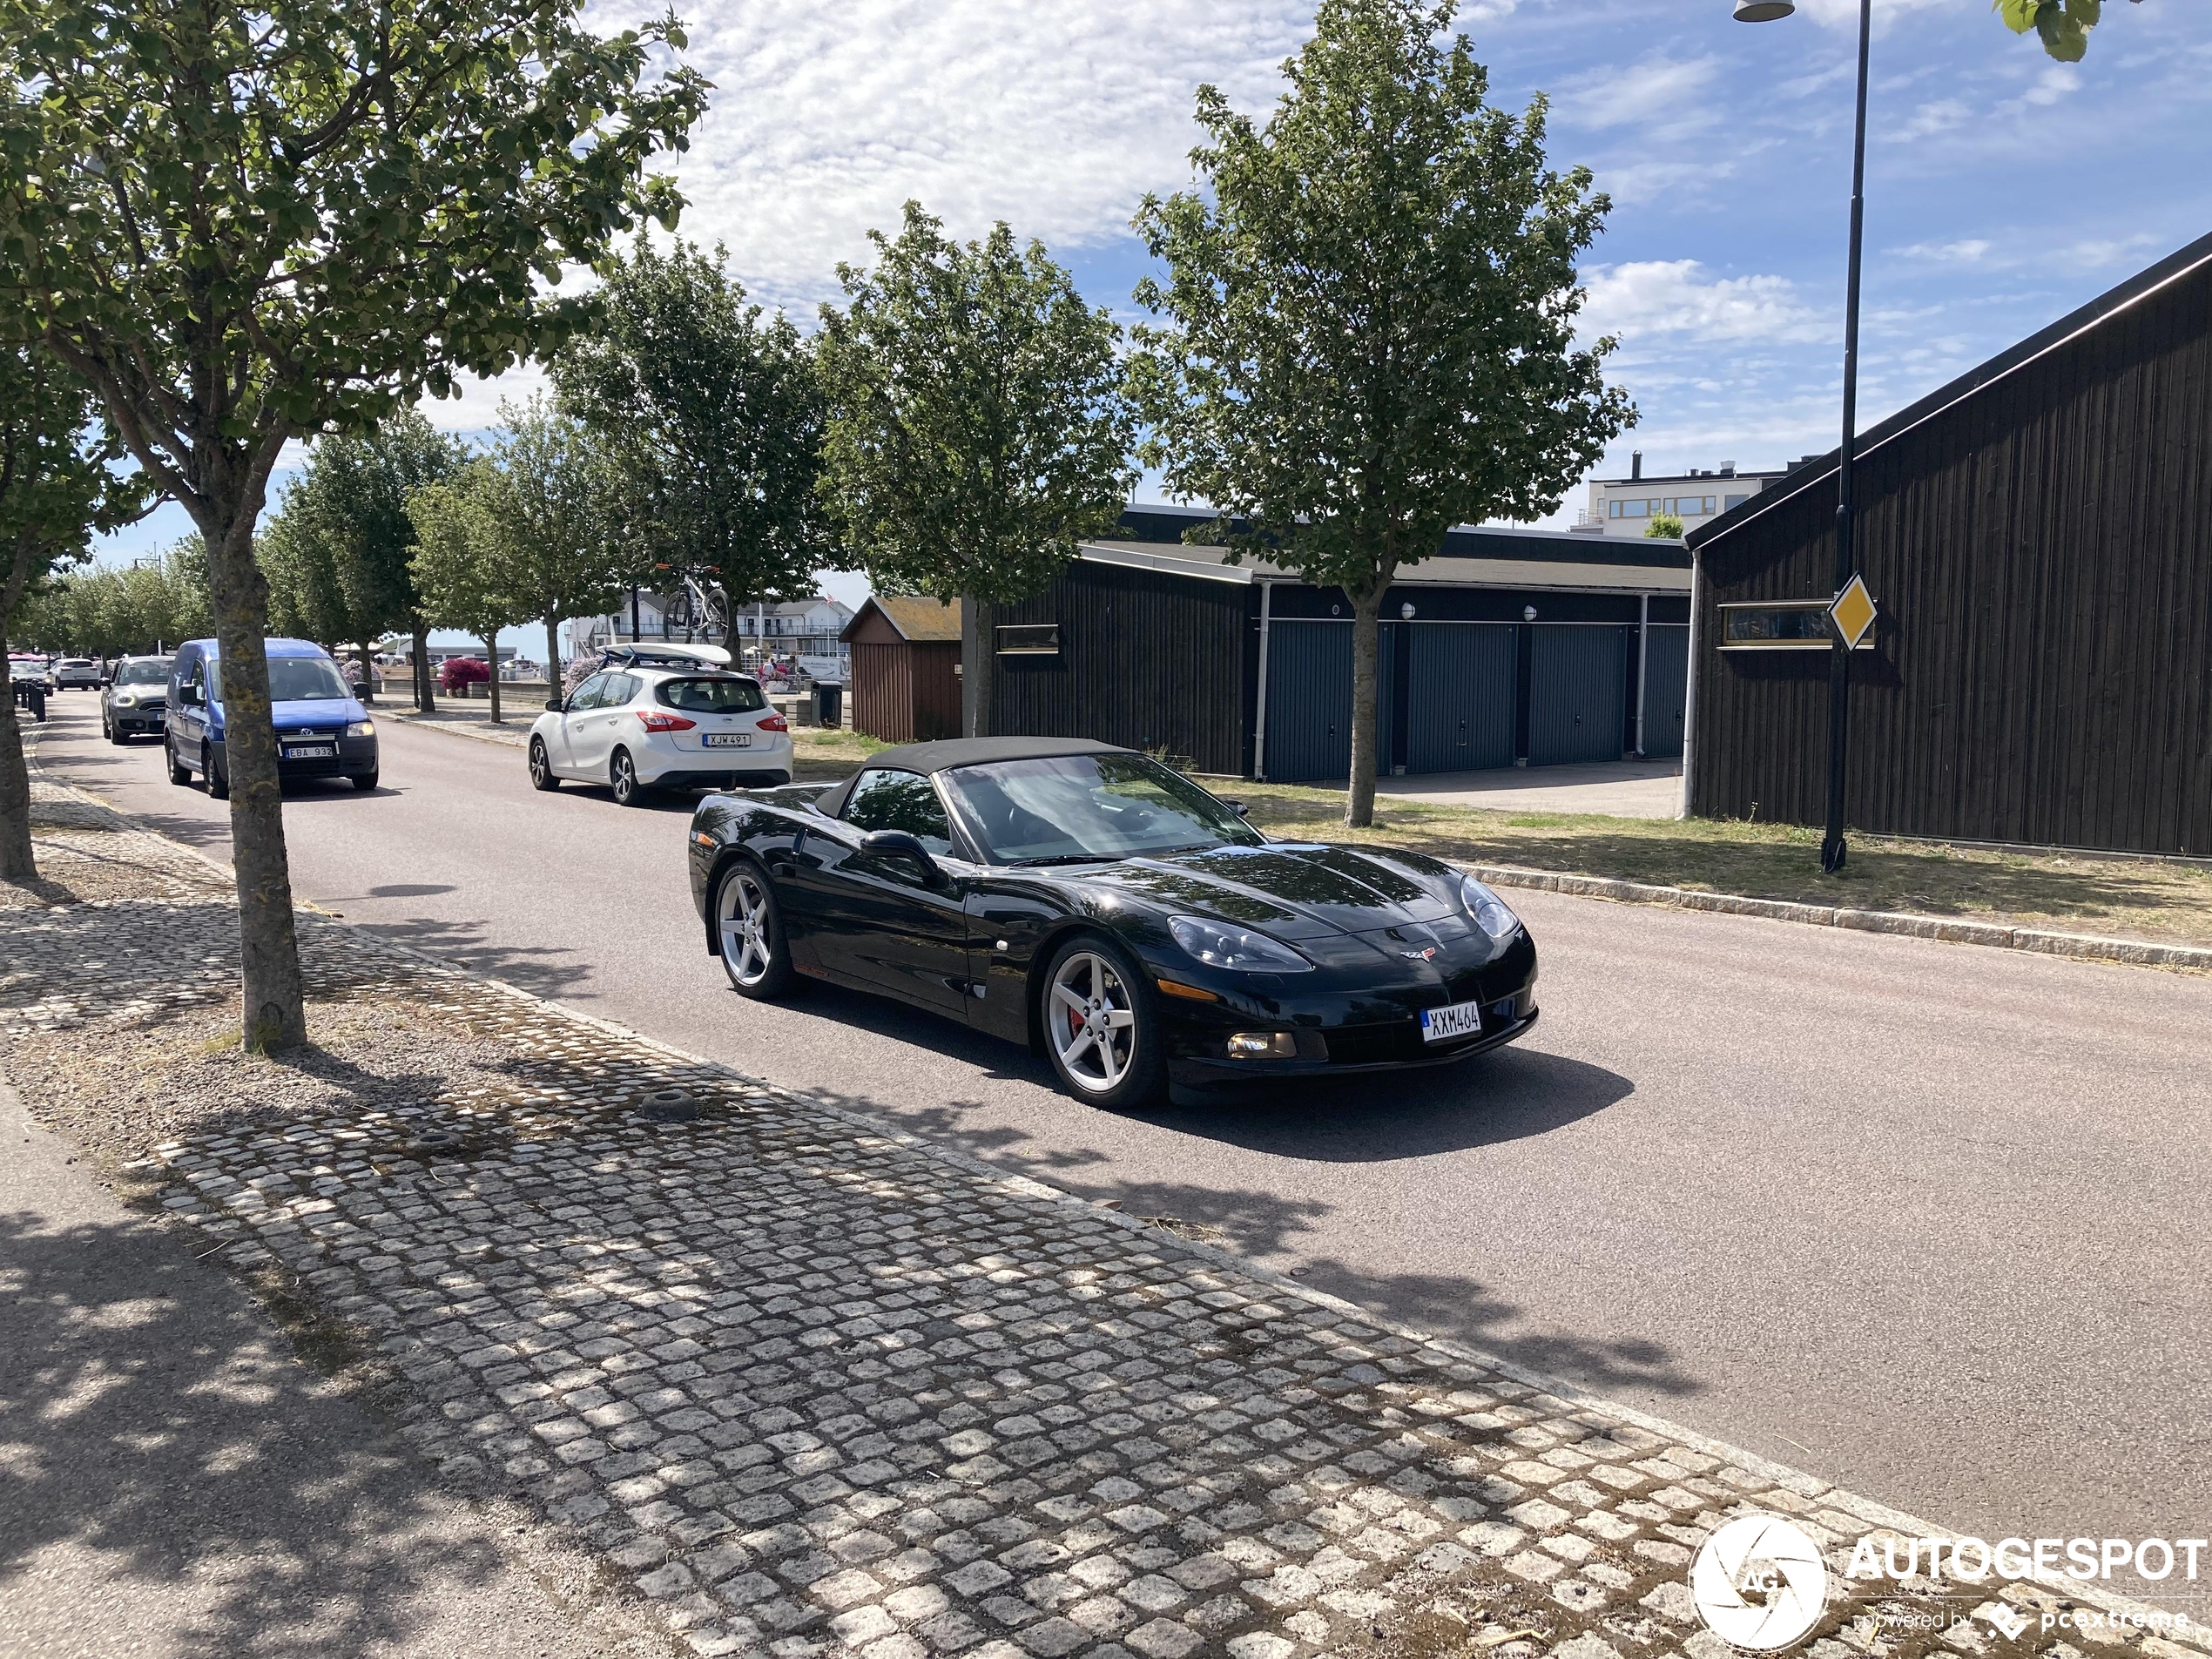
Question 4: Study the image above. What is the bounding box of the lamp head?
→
[1734,0,1796,18]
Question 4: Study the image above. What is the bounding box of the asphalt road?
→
[35,696,2212,1600]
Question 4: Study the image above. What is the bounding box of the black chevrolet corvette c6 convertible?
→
[687,737,1539,1109]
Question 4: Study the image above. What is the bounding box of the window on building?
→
[1718,602,1874,651]
[1725,494,1750,511]
[995,623,1062,656]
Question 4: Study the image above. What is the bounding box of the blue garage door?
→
[1529,626,1628,766]
[1640,624,1689,759]
[1406,624,1516,773]
[1263,621,1395,783]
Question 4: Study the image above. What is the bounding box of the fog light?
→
[1225,1031,1296,1060]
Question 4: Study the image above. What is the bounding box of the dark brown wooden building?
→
[842,596,962,743]
[980,509,1692,780]
[1684,231,2212,856]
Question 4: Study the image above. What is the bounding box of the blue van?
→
[165,637,380,797]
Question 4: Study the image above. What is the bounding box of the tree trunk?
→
[206,510,308,1051]
[543,612,561,704]
[961,591,992,738]
[357,638,375,705]
[484,631,502,724]
[0,633,32,882]
[0,543,41,881]
[1345,594,1383,829]
[411,621,435,713]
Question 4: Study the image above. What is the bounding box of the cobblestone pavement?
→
[3,783,2204,1659]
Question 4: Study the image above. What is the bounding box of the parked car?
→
[165,637,379,796]
[529,644,791,806]
[54,658,101,691]
[685,737,1541,1109]
[101,655,173,742]
[9,656,49,718]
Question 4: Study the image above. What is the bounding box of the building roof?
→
[841,594,964,644]
[1688,227,2212,555]
[1108,505,1687,580]
[1076,531,1689,594]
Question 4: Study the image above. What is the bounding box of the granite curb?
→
[1467,863,2212,974]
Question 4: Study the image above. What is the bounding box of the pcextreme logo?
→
[1690,1514,1832,1650]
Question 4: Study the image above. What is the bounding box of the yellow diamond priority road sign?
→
[1830,573,1878,650]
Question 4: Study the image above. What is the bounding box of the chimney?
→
[1719,462,1736,477]
[1631,452,1642,480]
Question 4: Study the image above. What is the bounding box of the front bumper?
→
[1150,928,1541,1089]
[217,734,380,779]
[109,702,166,732]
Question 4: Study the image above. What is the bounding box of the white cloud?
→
[1888,98,1970,141]
[1580,260,1831,349]
[417,362,552,435]
[584,0,1317,312]
[1555,54,1723,138]
[1891,238,1993,264]
[2060,231,2164,269]
[2020,64,2081,106]
[1792,0,1956,35]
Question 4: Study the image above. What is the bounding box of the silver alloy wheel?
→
[718,867,773,987]
[1048,950,1138,1094]
[610,749,636,803]
[529,738,551,786]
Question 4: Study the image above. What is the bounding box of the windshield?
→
[114,660,170,686]
[941,753,1264,865]
[658,676,765,713]
[221,656,350,703]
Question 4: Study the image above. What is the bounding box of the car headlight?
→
[113,692,136,706]
[1168,914,1312,973]
[346,719,374,737]
[1459,873,1521,941]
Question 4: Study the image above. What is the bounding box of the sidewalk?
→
[3,775,2202,1659]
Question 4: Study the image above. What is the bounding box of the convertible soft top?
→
[862,736,1130,775]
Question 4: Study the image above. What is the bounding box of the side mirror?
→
[546,698,564,713]
[177,683,201,707]
[1226,799,1251,819]
[860,828,943,884]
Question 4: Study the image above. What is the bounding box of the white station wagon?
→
[528,644,792,806]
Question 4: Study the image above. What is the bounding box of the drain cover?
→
[643,1089,698,1123]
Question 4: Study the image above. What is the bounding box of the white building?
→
[571,593,857,681]
[1571,452,1818,537]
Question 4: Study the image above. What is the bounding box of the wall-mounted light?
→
[1523,604,1539,623]
[1399,602,1416,620]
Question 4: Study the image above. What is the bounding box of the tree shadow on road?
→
[0,1208,546,1658]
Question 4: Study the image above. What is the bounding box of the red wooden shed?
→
[841,596,963,743]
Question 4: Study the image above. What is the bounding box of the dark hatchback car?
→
[101,655,173,742]
[687,738,1539,1108]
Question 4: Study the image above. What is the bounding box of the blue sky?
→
[93,0,2212,634]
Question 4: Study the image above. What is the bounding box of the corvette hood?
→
[1079,841,1460,940]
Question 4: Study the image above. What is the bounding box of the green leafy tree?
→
[817,201,1136,738]
[1646,514,1684,540]
[0,0,705,1049]
[0,344,146,879]
[479,397,625,690]
[266,413,464,702]
[1997,0,2139,62]
[408,462,527,724]
[1132,0,1632,826]
[556,240,827,621]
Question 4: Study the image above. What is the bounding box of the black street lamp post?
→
[1737,0,1873,873]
